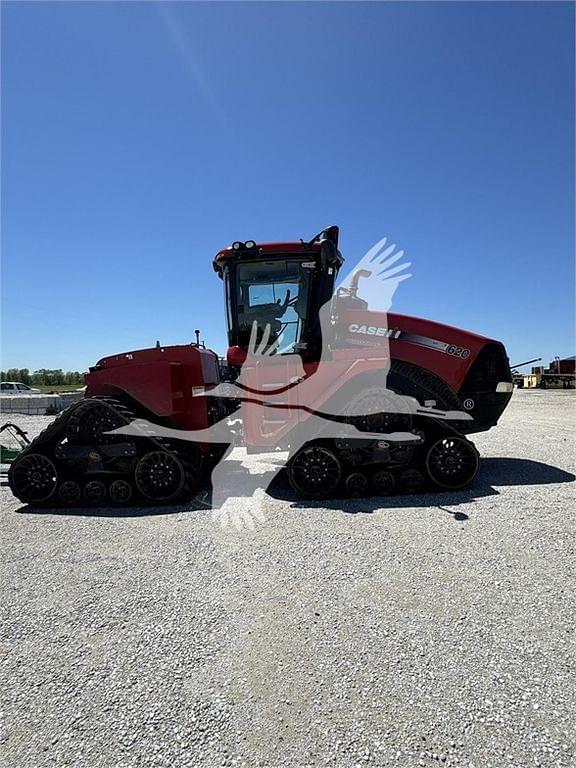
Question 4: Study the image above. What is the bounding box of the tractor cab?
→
[213,226,343,366]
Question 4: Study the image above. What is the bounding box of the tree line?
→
[0,369,84,386]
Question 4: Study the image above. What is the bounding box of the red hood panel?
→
[94,344,208,369]
[341,310,499,391]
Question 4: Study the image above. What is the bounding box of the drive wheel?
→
[58,480,81,504]
[288,445,342,499]
[11,454,58,504]
[109,479,133,504]
[66,400,125,445]
[135,450,185,502]
[426,437,479,489]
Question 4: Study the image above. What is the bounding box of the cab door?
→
[241,354,304,448]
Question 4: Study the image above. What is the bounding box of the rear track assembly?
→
[8,398,203,508]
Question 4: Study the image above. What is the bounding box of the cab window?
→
[236,260,311,354]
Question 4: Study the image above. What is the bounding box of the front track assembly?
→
[8,398,203,508]
[287,428,480,499]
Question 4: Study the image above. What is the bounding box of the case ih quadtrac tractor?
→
[9,227,513,506]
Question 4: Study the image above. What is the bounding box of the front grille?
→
[462,343,511,393]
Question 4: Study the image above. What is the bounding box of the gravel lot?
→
[1,389,575,768]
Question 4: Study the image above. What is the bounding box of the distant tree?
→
[18,369,31,385]
[2,367,85,385]
[63,371,83,386]
[30,369,48,386]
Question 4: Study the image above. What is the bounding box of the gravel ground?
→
[1,389,575,768]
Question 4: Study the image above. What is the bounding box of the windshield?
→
[236,260,312,354]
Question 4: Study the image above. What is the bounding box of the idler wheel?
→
[426,437,479,489]
[398,468,425,494]
[135,451,185,502]
[109,479,133,504]
[58,480,81,504]
[66,400,125,445]
[84,480,107,504]
[372,470,395,495]
[11,454,58,504]
[288,445,342,499]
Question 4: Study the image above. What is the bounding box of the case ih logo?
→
[348,324,401,338]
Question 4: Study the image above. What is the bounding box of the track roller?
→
[345,472,369,497]
[398,468,424,494]
[109,479,133,504]
[58,480,81,504]
[84,480,107,504]
[372,469,395,495]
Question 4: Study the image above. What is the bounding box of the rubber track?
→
[389,359,463,412]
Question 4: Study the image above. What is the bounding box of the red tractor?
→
[9,227,513,506]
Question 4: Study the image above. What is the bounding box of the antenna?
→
[510,357,541,369]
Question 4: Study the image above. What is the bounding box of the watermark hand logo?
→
[336,236,412,313]
[211,488,267,531]
[247,320,279,358]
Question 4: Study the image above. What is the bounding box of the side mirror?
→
[320,238,343,269]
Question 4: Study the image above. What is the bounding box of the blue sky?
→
[1,1,574,372]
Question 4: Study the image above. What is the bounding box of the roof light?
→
[232,241,242,251]
[245,240,256,249]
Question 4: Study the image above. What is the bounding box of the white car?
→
[0,382,42,395]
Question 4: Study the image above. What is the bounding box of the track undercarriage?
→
[286,401,479,499]
[8,397,480,508]
[287,429,479,500]
[8,398,203,507]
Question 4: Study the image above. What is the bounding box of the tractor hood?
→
[84,344,220,427]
